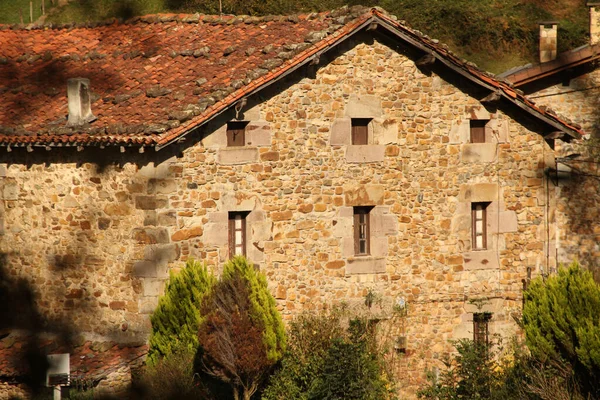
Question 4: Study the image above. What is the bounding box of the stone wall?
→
[0,35,557,398]
[521,70,600,276]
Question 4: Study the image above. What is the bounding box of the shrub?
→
[147,259,216,367]
[197,256,286,400]
[262,307,393,400]
[523,261,600,397]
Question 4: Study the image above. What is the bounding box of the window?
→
[354,206,372,255]
[227,121,248,147]
[473,312,492,346]
[228,212,248,258]
[351,118,371,145]
[471,202,489,250]
[470,120,488,143]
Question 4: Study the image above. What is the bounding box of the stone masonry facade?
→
[0,35,560,398]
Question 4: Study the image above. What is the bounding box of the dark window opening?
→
[227,121,248,147]
[228,211,248,258]
[351,118,371,145]
[354,206,373,255]
[470,120,488,143]
[473,312,492,346]
[471,202,489,250]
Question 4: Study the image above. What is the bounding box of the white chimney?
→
[589,2,600,45]
[539,22,558,63]
[67,78,96,126]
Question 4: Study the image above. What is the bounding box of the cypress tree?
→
[147,259,216,366]
[523,261,600,396]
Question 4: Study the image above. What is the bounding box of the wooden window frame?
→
[470,120,488,144]
[351,118,371,145]
[227,121,248,147]
[228,211,248,258]
[354,206,373,256]
[473,312,492,346]
[471,202,489,250]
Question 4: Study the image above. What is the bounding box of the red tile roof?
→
[0,333,147,383]
[0,7,583,149]
[499,43,600,87]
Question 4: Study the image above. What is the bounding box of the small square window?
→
[354,206,373,255]
[227,121,248,147]
[351,118,371,145]
[471,202,489,250]
[228,212,248,258]
[470,120,488,143]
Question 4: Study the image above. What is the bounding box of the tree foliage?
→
[197,256,286,400]
[523,262,600,396]
[147,258,215,367]
[263,307,392,400]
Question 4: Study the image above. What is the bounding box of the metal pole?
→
[29,1,33,23]
[53,385,61,400]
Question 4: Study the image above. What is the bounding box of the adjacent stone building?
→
[0,6,587,398]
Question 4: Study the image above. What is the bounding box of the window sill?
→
[346,145,385,163]
[216,146,259,165]
[346,256,386,275]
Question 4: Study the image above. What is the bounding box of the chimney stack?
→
[539,22,558,63]
[589,2,600,45]
[67,78,96,126]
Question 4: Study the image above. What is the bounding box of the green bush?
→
[147,259,215,367]
[523,262,600,397]
[262,307,392,400]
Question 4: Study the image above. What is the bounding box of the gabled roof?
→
[0,7,582,151]
[498,43,600,87]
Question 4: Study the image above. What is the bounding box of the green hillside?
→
[0,0,590,73]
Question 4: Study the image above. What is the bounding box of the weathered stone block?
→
[133,261,158,277]
[346,257,386,274]
[344,184,384,206]
[271,210,293,221]
[459,183,498,202]
[148,179,177,194]
[217,147,259,165]
[330,118,351,145]
[135,195,168,210]
[463,251,499,270]
[246,122,271,146]
[171,225,203,241]
[346,145,385,163]
[143,279,165,296]
[346,94,382,118]
[461,143,497,163]
[144,244,180,265]
[1,180,17,200]
[131,228,170,244]
[157,211,177,226]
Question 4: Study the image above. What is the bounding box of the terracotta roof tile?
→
[0,7,582,148]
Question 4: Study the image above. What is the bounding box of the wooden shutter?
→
[354,207,371,255]
[227,121,247,147]
[351,118,370,145]
[470,120,487,143]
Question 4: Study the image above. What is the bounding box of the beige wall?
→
[0,37,556,398]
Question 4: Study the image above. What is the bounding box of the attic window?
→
[227,121,248,147]
[351,118,371,145]
[67,78,96,126]
[470,120,488,143]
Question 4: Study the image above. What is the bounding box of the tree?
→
[197,256,286,400]
[147,258,216,366]
[523,261,600,397]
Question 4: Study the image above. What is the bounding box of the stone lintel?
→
[344,184,385,206]
[346,257,386,274]
[459,183,498,203]
[217,147,259,165]
[346,145,385,163]
[345,94,382,118]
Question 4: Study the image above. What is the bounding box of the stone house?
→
[500,2,600,277]
[0,6,586,398]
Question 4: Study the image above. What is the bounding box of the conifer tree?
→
[198,256,286,400]
[523,261,600,396]
[147,259,215,366]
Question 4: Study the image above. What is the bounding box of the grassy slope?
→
[2,0,590,73]
[0,0,56,24]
